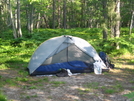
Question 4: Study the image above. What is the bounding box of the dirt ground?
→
[1,55,134,101]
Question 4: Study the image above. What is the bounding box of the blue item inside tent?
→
[34,61,88,74]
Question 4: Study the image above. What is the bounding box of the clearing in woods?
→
[0,54,134,101]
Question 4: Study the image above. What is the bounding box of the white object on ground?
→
[67,69,73,76]
[93,62,102,75]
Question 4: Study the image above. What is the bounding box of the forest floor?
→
[0,54,134,101]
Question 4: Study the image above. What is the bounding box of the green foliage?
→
[123,92,134,101]
[84,82,99,89]
[0,92,7,101]
[77,88,91,95]
[0,64,9,69]
[0,28,133,100]
[15,77,29,82]
[101,82,124,94]
[29,86,38,89]
[103,88,116,94]
[50,81,66,87]
[0,28,133,84]
[95,29,134,55]
[0,28,133,70]
[4,78,18,86]
[43,77,49,82]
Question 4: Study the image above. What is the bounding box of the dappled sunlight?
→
[65,94,79,100]
[70,85,80,90]
[110,68,125,73]
[111,54,134,76]
[115,77,126,81]
[120,90,132,95]
[0,69,16,77]
[26,89,45,97]
[118,54,134,59]
[3,86,20,101]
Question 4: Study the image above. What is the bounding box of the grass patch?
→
[0,92,7,101]
[83,81,124,94]
[27,77,50,86]
[77,82,100,95]
[129,80,134,83]
[0,64,9,69]
[29,86,38,89]
[84,82,99,89]
[50,81,66,87]
[77,88,91,95]
[101,82,124,94]
[43,77,49,82]
[103,88,116,94]
[15,77,29,82]
[4,78,18,86]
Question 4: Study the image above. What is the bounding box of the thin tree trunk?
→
[81,0,86,28]
[27,4,34,33]
[10,9,17,38]
[57,0,61,28]
[30,4,34,33]
[102,0,108,40]
[70,1,74,28]
[129,11,134,36]
[15,9,17,31]
[8,0,17,38]
[63,0,66,29]
[81,0,84,27]
[26,5,30,30]
[52,0,56,29]
[43,14,49,28]
[114,0,120,49]
[36,13,41,29]
[17,0,22,37]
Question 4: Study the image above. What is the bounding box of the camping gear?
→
[56,68,69,77]
[93,62,102,74]
[83,63,94,73]
[28,35,108,76]
[99,52,114,69]
[67,69,73,76]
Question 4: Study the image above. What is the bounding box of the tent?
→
[28,35,108,76]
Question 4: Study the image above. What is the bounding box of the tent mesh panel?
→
[42,44,95,66]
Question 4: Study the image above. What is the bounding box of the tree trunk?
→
[81,0,86,28]
[43,14,49,28]
[8,0,17,38]
[52,0,56,29]
[114,0,120,49]
[102,0,108,40]
[63,0,66,29]
[109,0,120,49]
[30,4,34,33]
[27,4,34,33]
[57,0,61,28]
[16,0,22,37]
[0,0,8,37]
[70,1,75,28]
[36,13,41,29]
[129,11,134,36]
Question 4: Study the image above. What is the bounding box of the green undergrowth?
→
[0,28,133,68]
[123,92,134,101]
[0,92,7,101]
[0,28,133,84]
[79,81,124,95]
